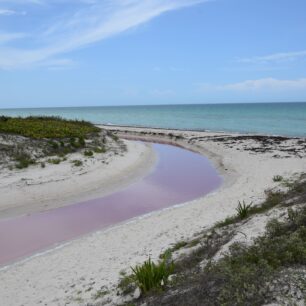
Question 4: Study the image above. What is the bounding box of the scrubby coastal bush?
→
[0,116,99,139]
[47,158,61,165]
[0,116,127,171]
[14,152,36,169]
[216,191,284,228]
[84,150,94,157]
[120,175,306,305]
[72,160,83,167]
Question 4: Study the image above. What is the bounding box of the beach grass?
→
[273,175,283,182]
[131,255,174,295]
[0,116,100,139]
[236,200,253,219]
[129,174,306,305]
[216,191,284,228]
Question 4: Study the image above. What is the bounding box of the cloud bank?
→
[238,50,306,64]
[200,78,306,92]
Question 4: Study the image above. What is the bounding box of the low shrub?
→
[14,153,36,169]
[72,160,83,167]
[111,134,119,141]
[0,116,100,139]
[48,158,61,165]
[84,150,93,157]
[93,146,106,153]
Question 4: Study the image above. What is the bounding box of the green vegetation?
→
[14,152,36,169]
[159,242,189,259]
[111,134,119,141]
[273,175,283,182]
[93,289,109,300]
[47,158,61,165]
[236,200,252,219]
[93,146,106,153]
[0,116,100,139]
[84,150,93,157]
[204,206,306,305]
[118,271,137,295]
[127,175,306,305]
[216,191,284,228]
[0,116,120,170]
[72,160,83,167]
[131,256,174,295]
[70,137,86,149]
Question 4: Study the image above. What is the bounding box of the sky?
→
[0,0,306,108]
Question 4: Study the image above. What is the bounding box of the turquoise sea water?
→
[1,103,306,137]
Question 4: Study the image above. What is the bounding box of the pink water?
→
[0,143,222,266]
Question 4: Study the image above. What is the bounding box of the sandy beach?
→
[1,127,306,305]
[0,139,156,220]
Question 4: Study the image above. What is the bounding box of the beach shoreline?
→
[0,139,157,220]
[1,126,306,305]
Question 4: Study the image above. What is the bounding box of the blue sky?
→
[0,0,306,108]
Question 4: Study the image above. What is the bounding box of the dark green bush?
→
[84,150,93,157]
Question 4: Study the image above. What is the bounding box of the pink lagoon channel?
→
[0,142,222,266]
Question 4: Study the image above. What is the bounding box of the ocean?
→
[1,102,306,137]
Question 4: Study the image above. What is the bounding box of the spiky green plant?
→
[131,256,174,294]
[273,175,283,182]
[236,200,252,220]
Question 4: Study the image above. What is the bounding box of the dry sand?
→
[0,127,306,306]
[0,140,156,220]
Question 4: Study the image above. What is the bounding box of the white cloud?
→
[0,32,27,44]
[0,9,17,15]
[38,58,76,70]
[199,78,306,92]
[238,50,306,64]
[0,0,207,69]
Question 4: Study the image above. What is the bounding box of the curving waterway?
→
[0,143,222,266]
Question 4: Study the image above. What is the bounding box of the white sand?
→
[0,140,156,219]
[0,127,306,306]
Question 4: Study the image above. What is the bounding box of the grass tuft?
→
[236,200,253,220]
[131,256,174,295]
[273,175,283,182]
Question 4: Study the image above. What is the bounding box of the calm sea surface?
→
[1,102,306,137]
